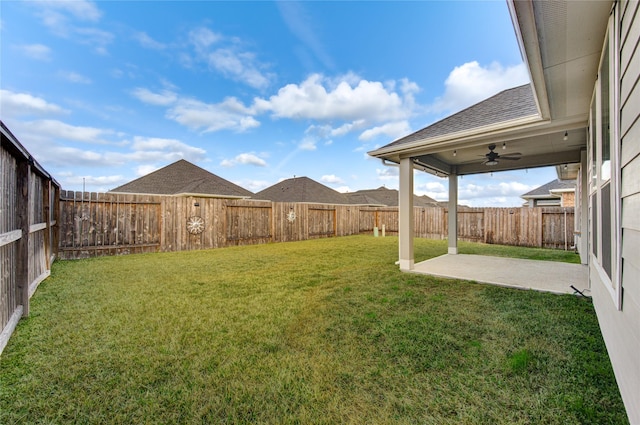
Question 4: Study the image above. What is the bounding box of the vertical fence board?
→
[0,148,18,332]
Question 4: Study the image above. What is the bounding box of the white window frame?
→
[588,5,622,310]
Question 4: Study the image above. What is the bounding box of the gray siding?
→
[595,1,640,422]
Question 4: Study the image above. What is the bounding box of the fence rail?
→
[58,191,575,260]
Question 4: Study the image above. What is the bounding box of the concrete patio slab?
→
[411,254,589,295]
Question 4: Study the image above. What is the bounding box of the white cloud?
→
[75,27,113,54]
[220,153,267,167]
[166,97,260,133]
[131,84,262,133]
[459,181,535,200]
[423,181,447,191]
[39,0,102,22]
[132,73,418,138]
[25,119,114,144]
[189,27,222,50]
[32,1,111,54]
[330,120,366,137]
[238,179,270,192]
[298,137,317,151]
[34,0,102,35]
[131,88,178,106]
[3,116,206,170]
[59,71,92,84]
[254,74,414,123]
[206,49,270,90]
[431,61,529,114]
[62,173,125,186]
[0,90,68,117]
[320,174,344,184]
[17,43,52,61]
[414,177,537,207]
[359,121,411,141]
[335,186,352,193]
[376,167,399,180]
[136,164,159,176]
[276,1,334,69]
[130,136,205,157]
[37,145,106,167]
[188,27,271,89]
[415,181,447,200]
[134,31,166,50]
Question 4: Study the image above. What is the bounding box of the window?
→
[588,8,620,308]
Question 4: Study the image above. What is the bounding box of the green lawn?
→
[0,236,626,424]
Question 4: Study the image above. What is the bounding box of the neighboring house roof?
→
[109,159,253,198]
[254,176,349,204]
[383,84,538,150]
[521,179,576,200]
[345,186,439,207]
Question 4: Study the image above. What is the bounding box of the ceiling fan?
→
[483,144,521,166]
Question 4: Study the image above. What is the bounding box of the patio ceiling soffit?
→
[393,114,586,177]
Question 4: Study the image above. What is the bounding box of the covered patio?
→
[411,254,588,296]
[368,0,613,293]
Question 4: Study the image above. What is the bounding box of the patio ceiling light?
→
[485,160,498,166]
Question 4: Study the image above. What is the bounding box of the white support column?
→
[398,157,414,270]
[448,173,458,255]
[579,150,589,264]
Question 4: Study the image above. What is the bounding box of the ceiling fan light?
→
[485,160,498,166]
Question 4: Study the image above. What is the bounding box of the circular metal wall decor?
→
[186,216,205,234]
[286,210,296,223]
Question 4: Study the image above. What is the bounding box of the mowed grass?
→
[0,236,626,424]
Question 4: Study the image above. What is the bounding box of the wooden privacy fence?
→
[452,207,575,249]
[1,122,59,355]
[59,191,575,259]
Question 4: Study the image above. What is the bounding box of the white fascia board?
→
[370,112,588,160]
[368,115,544,158]
[507,0,550,120]
[522,194,561,200]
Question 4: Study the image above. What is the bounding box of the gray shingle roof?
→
[382,84,537,149]
[522,179,576,198]
[254,176,349,204]
[109,159,253,197]
[344,187,439,207]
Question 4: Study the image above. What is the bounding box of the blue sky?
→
[1,0,557,206]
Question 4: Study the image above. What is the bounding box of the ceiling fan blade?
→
[500,156,521,160]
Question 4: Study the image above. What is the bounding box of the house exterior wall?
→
[592,1,640,422]
[560,192,575,207]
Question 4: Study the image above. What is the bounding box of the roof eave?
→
[506,0,550,120]
[175,192,253,199]
[549,188,575,194]
[368,114,543,159]
[521,194,561,200]
[108,191,252,199]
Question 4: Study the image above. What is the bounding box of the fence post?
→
[16,158,31,317]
